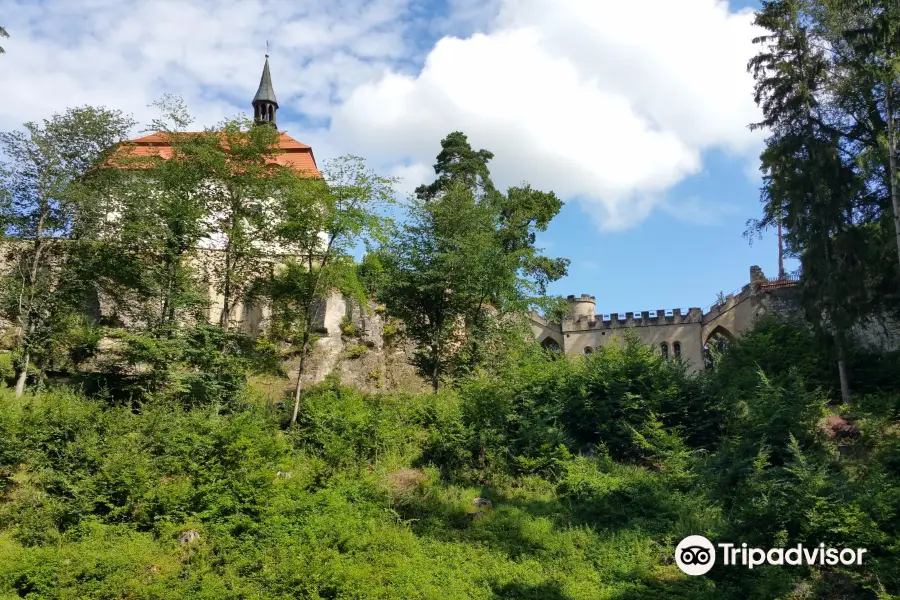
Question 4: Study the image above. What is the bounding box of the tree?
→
[184,117,285,331]
[99,95,213,332]
[380,181,505,390]
[380,132,569,391]
[0,106,136,396]
[748,0,867,402]
[414,131,569,292]
[271,156,395,425]
[0,26,8,54]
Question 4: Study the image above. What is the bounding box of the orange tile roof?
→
[116,131,320,177]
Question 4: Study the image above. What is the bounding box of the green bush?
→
[340,316,359,337]
[345,344,367,359]
[1,315,899,599]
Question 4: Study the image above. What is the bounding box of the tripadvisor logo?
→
[675,535,868,576]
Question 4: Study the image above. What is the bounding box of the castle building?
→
[104,54,322,332]
[122,54,320,176]
[529,266,802,372]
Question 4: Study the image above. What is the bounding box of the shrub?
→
[345,344,367,359]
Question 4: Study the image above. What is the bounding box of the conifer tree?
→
[749,0,867,402]
[379,132,569,390]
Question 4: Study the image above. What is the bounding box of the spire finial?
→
[252,48,278,126]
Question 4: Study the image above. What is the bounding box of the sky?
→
[0,0,797,314]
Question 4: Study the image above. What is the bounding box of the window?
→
[584,346,593,355]
[673,342,681,359]
[660,342,669,360]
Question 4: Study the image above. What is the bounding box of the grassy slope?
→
[0,386,715,600]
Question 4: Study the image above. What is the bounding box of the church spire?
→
[252,48,278,126]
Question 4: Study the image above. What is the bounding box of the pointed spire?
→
[252,48,279,126]
[253,55,278,106]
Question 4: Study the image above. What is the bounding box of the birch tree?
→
[0,106,135,396]
[271,156,395,425]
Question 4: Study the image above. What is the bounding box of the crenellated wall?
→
[530,265,809,372]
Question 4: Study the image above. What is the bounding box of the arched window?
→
[660,342,669,360]
[673,341,681,359]
[541,337,562,354]
[584,346,593,355]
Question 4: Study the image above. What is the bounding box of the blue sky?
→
[0,0,790,314]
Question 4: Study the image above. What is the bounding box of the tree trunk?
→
[14,352,29,398]
[834,331,850,404]
[430,344,440,393]
[837,355,851,404]
[16,214,46,399]
[289,329,312,425]
[160,259,174,330]
[887,86,900,290]
[220,250,232,329]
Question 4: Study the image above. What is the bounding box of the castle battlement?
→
[527,266,819,372]
[561,307,704,332]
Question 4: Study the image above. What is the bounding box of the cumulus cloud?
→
[0,0,765,230]
[330,0,766,229]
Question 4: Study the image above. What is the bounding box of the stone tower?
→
[252,54,279,126]
[566,294,596,322]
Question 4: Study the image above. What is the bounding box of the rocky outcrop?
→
[291,291,428,395]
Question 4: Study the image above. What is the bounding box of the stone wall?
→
[530,266,823,372]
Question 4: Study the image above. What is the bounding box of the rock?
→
[472,497,492,509]
[276,471,292,479]
[179,529,201,545]
[346,298,384,350]
[472,510,487,520]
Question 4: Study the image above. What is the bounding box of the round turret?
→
[566,294,596,322]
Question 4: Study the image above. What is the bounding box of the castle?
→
[529,266,802,372]
[110,57,808,364]
[101,56,872,370]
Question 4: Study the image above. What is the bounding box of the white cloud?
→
[0,0,765,230]
[330,0,766,230]
[0,0,418,131]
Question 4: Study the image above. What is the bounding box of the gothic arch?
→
[702,325,735,369]
[540,336,562,353]
[702,325,735,347]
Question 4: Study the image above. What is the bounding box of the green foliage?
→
[340,316,359,337]
[378,131,568,391]
[0,105,136,391]
[382,320,400,346]
[344,344,367,359]
[1,312,900,599]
